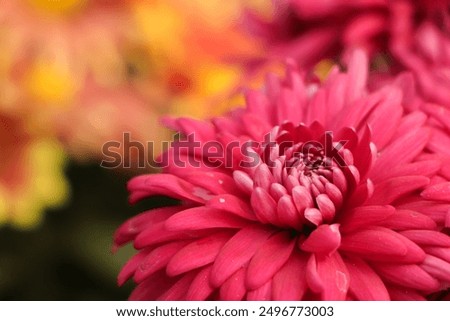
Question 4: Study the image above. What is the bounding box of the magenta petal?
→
[423,246,450,263]
[251,187,278,224]
[375,160,441,183]
[306,254,324,293]
[400,230,450,247]
[129,271,174,301]
[246,232,296,290]
[253,163,275,190]
[340,227,408,260]
[211,225,273,287]
[232,170,254,195]
[247,280,272,301]
[304,208,323,226]
[421,255,450,283]
[345,257,390,301]
[292,185,314,212]
[270,183,288,201]
[277,195,303,229]
[207,194,257,221]
[272,252,308,300]
[166,232,231,276]
[134,241,188,283]
[388,287,426,301]
[374,264,440,292]
[165,207,248,231]
[316,194,336,222]
[118,250,150,286]
[219,268,247,301]
[367,176,430,205]
[128,174,207,204]
[185,265,215,301]
[325,182,344,208]
[421,182,450,201]
[300,224,341,255]
[157,272,196,300]
[134,221,206,248]
[371,128,430,180]
[315,253,350,300]
[381,209,437,231]
[114,206,185,247]
[340,205,395,233]
[182,172,238,196]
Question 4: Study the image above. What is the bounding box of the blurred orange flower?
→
[0,114,69,228]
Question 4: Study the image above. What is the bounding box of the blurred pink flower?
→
[115,51,450,300]
[245,0,450,68]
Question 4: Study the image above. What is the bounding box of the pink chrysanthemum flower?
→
[115,51,450,301]
[245,0,450,68]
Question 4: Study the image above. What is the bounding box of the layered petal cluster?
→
[245,0,450,68]
[115,51,450,300]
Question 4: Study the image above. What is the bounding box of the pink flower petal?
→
[381,209,437,231]
[269,183,288,201]
[388,287,425,301]
[371,129,430,181]
[306,254,324,293]
[246,232,296,290]
[253,163,275,190]
[277,195,304,229]
[251,187,278,225]
[341,227,409,260]
[211,225,273,287]
[128,174,207,204]
[325,182,344,208]
[421,255,450,283]
[219,268,247,301]
[165,207,248,231]
[157,272,196,300]
[400,230,450,247]
[134,241,189,283]
[247,280,272,301]
[340,205,395,233]
[272,252,308,300]
[300,224,341,255]
[207,194,257,221]
[304,207,323,226]
[185,265,215,301]
[374,264,440,292]
[421,182,450,201]
[166,232,231,276]
[182,171,238,196]
[129,271,174,301]
[311,253,350,300]
[134,219,214,249]
[345,257,390,301]
[232,170,254,195]
[114,206,185,247]
[367,176,430,205]
[375,160,441,183]
[118,250,151,286]
[292,185,314,212]
[316,194,336,222]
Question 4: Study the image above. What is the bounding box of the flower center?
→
[237,122,358,234]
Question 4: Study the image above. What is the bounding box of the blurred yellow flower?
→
[0,115,69,229]
[0,0,267,228]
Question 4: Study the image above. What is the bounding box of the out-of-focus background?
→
[0,0,270,300]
